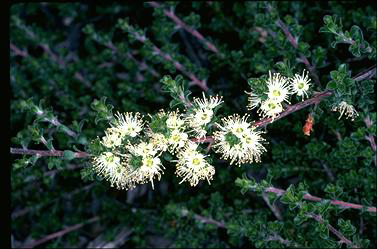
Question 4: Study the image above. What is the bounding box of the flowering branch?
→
[10,148,90,158]
[265,186,376,213]
[20,216,100,248]
[307,213,359,249]
[146,1,222,55]
[266,5,321,87]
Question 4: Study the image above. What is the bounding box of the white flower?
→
[111,112,144,137]
[193,92,223,110]
[126,141,159,157]
[166,110,185,130]
[332,101,359,121]
[245,91,262,110]
[175,142,215,186]
[148,132,169,152]
[266,71,291,104]
[92,152,135,190]
[213,114,267,165]
[168,129,189,152]
[291,70,311,101]
[101,128,123,148]
[258,98,283,121]
[137,156,165,190]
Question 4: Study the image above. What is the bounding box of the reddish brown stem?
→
[265,186,376,213]
[128,25,208,91]
[10,148,90,158]
[21,216,100,248]
[147,2,221,55]
[307,213,358,248]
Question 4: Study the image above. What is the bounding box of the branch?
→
[353,64,376,82]
[181,209,226,228]
[265,186,376,213]
[147,2,221,55]
[127,25,208,91]
[20,216,100,248]
[364,114,377,167]
[253,90,334,127]
[307,213,358,249]
[10,148,90,158]
[266,4,321,87]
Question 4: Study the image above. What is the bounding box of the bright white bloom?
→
[127,141,160,157]
[166,110,185,130]
[213,114,267,165]
[258,98,283,121]
[168,129,189,153]
[124,141,165,189]
[137,156,165,190]
[291,70,311,101]
[185,93,223,139]
[175,142,215,186]
[92,152,135,190]
[245,91,262,110]
[111,112,144,137]
[193,92,224,110]
[266,71,291,104]
[332,101,359,121]
[148,132,169,152]
[101,128,123,148]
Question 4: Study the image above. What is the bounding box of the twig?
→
[307,213,358,249]
[127,25,208,91]
[266,4,321,87]
[20,216,100,248]
[147,1,221,55]
[181,209,226,228]
[253,90,334,127]
[262,192,283,220]
[264,186,376,213]
[352,64,376,82]
[266,234,302,248]
[10,148,90,158]
[364,114,377,166]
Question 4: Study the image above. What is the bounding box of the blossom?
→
[124,141,165,189]
[291,70,311,100]
[111,112,144,137]
[266,71,291,104]
[148,132,169,152]
[213,114,267,165]
[175,141,215,186]
[185,93,223,139]
[193,92,224,110]
[166,110,185,130]
[101,128,123,148]
[332,101,359,121]
[245,91,262,110]
[258,98,283,121]
[92,152,135,190]
[168,129,189,153]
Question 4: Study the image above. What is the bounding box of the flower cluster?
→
[247,70,311,121]
[175,141,215,186]
[332,101,359,121]
[213,114,267,166]
[185,92,223,139]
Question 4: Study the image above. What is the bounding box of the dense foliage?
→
[11,2,376,248]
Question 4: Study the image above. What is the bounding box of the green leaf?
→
[326,81,337,90]
[63,150,76,161]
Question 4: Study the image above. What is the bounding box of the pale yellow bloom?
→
[213,114,267,165]
[175,142,215,186]
[258,98,283,121]
[266,71,291,104]
[291,70,311,101]
[332,101,359,121]
[111,112,144,137]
